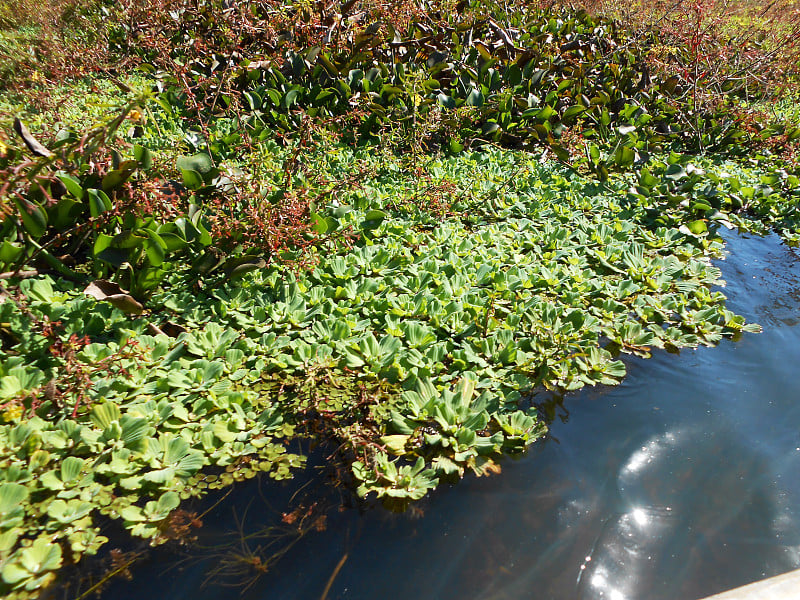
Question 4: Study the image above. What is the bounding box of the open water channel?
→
[105,232,800,600]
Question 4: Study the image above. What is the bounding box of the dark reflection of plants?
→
[158,455,356,596]
[198,500,329,594]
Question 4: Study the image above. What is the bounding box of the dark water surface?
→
[107,233,800,600]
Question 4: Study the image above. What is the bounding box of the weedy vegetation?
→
[0,0,799,596]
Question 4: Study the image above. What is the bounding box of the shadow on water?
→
[98,232,800,600]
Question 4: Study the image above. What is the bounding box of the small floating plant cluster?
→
[0,0,798,596]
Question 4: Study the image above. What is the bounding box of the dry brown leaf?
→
[84,280,144,314]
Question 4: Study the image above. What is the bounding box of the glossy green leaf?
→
[180,168,204,190]
[87,189,112,218]
[134,144,153,170]
[13,197,47,238]
[56,172,84,200]
[0,240,24,265]
[177,153,214,175]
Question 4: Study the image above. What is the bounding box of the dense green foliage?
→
[0,0,798,596]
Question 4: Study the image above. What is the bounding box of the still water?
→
[106,232,800,600]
